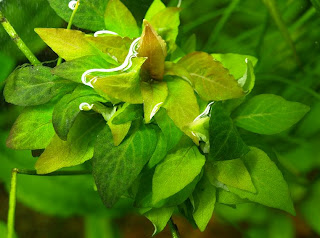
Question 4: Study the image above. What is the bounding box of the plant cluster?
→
[2,0,311,235]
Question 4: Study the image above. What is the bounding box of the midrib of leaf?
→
[235,110,307,120]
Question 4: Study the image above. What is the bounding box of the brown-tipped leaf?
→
[138,20,167,81]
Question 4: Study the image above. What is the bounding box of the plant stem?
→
[6,168,91,238]
[262,0,300,65]
[56,0,80,66]
[0,11,40,65]
[204,0,240,50]
[168,217,180,238]
[7,169,17,238]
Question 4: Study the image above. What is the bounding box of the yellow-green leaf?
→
[141,81,168,123]
[178,52,245,101]
[163,77,200,144]
[145,0,166,21]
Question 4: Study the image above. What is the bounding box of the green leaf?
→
[206,159,256,193]
[138,21,167,81]
[145,0,166,21]
[192,176,217,232]
[217,189,246,205]
[52,85,107,140]
[144,207,175,236]
[4,65,76,106]
[47,0,108,31]
[209,102,249,161]
[163,77,200,143]
[227,147,295,215]
[0,52,15,82]
[212,53,258,80]
[35,113,104,174]
[104,0,139,38]
[92,57,146,104]
[141,81,168,123]
[53,55,115,83]
[182,34,197,54]
[107,104,132,146]
[233,94,310,135]
[0,132,109,217]
[178,52,245,101]
[93,123,157,207]
[154,108,183,151]
[152,145,205,203]
[149,7,181,53]
[0,222,17,238]
[6,104,55,150]
[112,104,143,125]
[148,131,168,168]
[311,0,320,14]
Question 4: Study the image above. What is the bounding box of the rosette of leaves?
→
[3,0,310,235]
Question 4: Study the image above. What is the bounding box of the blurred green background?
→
[1,0,320,237]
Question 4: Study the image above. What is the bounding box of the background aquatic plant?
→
[0,0,319,237]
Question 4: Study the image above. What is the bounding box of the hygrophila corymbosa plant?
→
[1,0,311,236]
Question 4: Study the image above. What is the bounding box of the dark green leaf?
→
[148,131,167,168]
[152,145,205,204]
[7,104,55,150]
[93,123,157,207]
[52,85,107,140]
[104,0,139,38]
[47,0,108,31]
[35,113,104,174]
[154,108,183,151]
[209,102,249,161]
[233,94,310,135]
[112,104,143,125]
[4,65,76,106]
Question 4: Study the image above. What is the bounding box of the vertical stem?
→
[7,169,18,238]
[204,0,240,50]
[56,0,80,66]
[0,11,40,65]
[168,217,180,238]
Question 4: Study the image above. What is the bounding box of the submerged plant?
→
[1,0,311,236]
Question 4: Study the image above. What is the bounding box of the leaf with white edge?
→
[92,58,146,104]
[193,176,217,232]
[6,104,55,150]
[35,113,104,174]
[107,104,132,146]
[141,81,168,123]
[237,59,255,93]
[163,77,200,144]
[53,55,115,83]
[228,147,295,215]
[206,159,256,193]
[154,108,183,151]
[52,85,107,140]
[4,65,76,106]
[149,7,181,53]
[209,102,249,161]
[178,52,245,101]
[104,0,139,38]
[138,21,167,81]
[47,0,108,31]
[145,207,175,236]
[152,145,205,204]
[233,94,310,135]
[145,0,166,21]
[93,123,157,207]
[212,53,258,80]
